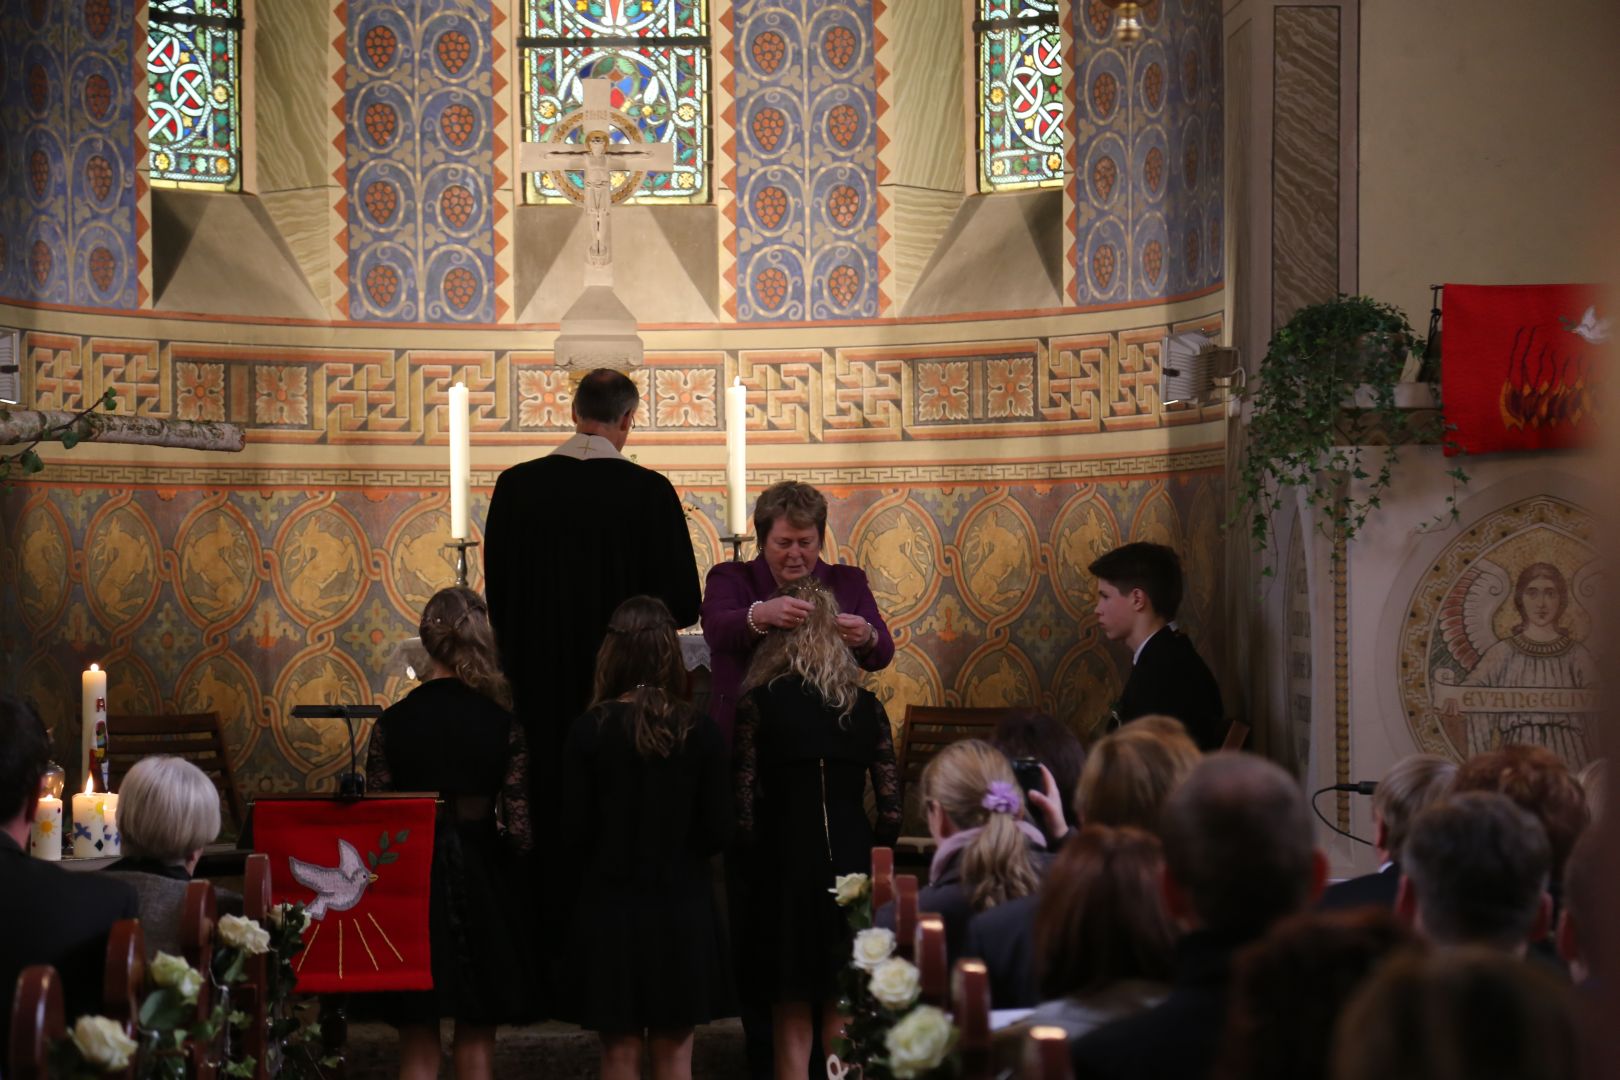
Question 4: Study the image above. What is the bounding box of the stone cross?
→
[520,78,674,287]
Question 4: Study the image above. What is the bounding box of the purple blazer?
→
[701,557,895,745]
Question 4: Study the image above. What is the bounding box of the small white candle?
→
[72,777,108,859]
[102,793,120,857]
[448,382,470,540]
[725,377,748,536]
[30,795,62,861]
[81,664,107,786]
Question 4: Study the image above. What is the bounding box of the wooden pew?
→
[953,959,991,1080]
[893,875,919,961]
[180,880,219,1080]
[1021,1025,1073,1080]
[238,854,272,1080]
[103,920,145,1080]
[914,916,947,1007]
[8,965,64,1080]
[870,846,894,911]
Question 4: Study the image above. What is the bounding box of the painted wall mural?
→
[1067,0,1222,305]
[2,466,1223,796]
[728,0,879,320]
[344,0,500,322]
[1399,494,1599,768]
[0,0,140,308]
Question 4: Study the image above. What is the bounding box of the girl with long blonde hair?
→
[733,579,902,1080]
[561,596,732,1080]
[365,587,534,1080]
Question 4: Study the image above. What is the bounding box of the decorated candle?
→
[725,377,747,536]
[81,664,107,786]
[29,795,62,860]
[102,793,120,857]
[448,382,470,540]
[71,778,113,859]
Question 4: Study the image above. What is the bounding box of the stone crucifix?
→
[520,78,674,287]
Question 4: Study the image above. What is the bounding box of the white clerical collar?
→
[550,433,625,461]
[1132,623,1174,666]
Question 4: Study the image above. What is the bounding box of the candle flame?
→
[89,663,100,673]
[84,775,96,795]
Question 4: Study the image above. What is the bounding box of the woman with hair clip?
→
[877,739,1048,960]
[559,595,733,1080]
[365,586,534,1080]
[733,578,902,1080]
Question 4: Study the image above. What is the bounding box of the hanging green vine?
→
[1234,295,1466,558]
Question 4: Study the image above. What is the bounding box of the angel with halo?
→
[1432,558,1598,765]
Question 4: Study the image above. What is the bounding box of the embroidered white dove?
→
[289,839,377,920]
[1570,306,1611,344]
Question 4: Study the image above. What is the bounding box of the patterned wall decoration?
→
[1397,494,1598,769]
[728,0,879,320]
[344,0,499,322]
[0,0,139,308]
[1,463,1223,795]
[1068,0,1222,305]
[5,310,1222,444]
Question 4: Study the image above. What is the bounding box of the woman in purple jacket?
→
[701,481,894,745]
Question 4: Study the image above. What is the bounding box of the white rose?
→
[70,1016,138,1072]
[867,957,921,1011]
[884,1004,955,1079]
[829,873,870,907]
[218,914,271,955]
[851,927,896,971]
[149,951,203,1003]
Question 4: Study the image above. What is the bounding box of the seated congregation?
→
[0,456,1606,1079]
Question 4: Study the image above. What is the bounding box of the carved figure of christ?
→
[520,78,675,285]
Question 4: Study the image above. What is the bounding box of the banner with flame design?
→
[1442,284,1607,455]
[255,797,436,993]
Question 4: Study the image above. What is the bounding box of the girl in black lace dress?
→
[365,587,534,1080]
[733,579,902,1079]
[559,596,733,1080]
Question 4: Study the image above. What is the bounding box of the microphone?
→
[1325,781,1377,795]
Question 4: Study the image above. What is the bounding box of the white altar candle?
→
[725,377,748,536]
[30,795,62,860]
[102,793,120,857]
[448,382,470,540]
[81,664,107,784]
[72,777,111,859]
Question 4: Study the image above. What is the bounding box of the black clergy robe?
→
[483,438,700,755]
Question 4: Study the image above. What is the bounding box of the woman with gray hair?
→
[104,755,223,957]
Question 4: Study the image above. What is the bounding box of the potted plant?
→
[1234,294,1464,557]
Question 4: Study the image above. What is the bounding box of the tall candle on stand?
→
[725,377,747,536]
[81,664,107,790]
[448,382,470,540]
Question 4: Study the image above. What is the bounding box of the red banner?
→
[1442,283,1606,455]
[254,798,436,993]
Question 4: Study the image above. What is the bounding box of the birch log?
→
[0,409,245,451]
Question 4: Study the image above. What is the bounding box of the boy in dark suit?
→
[0,695,138,1064]
[1089,542,1225,749]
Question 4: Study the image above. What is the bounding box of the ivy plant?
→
[1234,295,1465,559]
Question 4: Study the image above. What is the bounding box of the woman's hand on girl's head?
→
[1025,763,1067,843]
[835,613,876,648]
[757,596,816,629]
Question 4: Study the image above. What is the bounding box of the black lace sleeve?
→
[870,699,902,846]
[364,719,393,793]
[498,720,533,856]
[733,692,762,847]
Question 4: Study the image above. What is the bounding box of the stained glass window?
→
[521,1,709,205]
[976,0,1065,193]
[147,0,243,191]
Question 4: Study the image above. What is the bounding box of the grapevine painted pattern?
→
[147,0,242,190]
[522,0,709,203]
[978,0,1064,192]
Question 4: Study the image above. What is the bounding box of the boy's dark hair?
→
[573,368,639,424]
[1088,542,1184,620]
[0,694,51,823]
[1402,792,1551,949]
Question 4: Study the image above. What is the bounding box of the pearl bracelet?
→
[746,601,768,635]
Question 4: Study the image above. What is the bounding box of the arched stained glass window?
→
[521,0,709,205]
[976,0,1065,193]
[146,0,243,191]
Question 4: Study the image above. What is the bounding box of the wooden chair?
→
[103,920,145,1080]
[914,916,947,1007]
[238,854,272,1080]
[8,965,64,1080]
[1020,1026,1073,1080]
[106,713,246,833]
[953,959,992,1080]
[897,706,1028,839]
[893,875,919,961]
[1222,719,1251,750]
[180,881,219,1080]
[870,846,894,910]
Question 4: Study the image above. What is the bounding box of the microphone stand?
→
[289,705,384,798]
